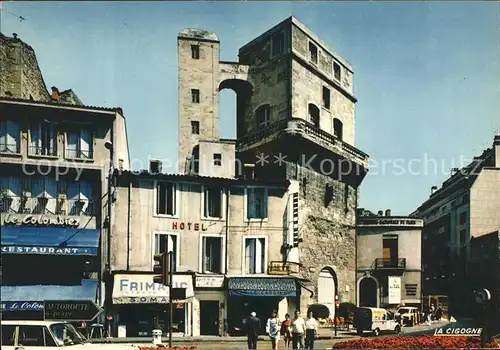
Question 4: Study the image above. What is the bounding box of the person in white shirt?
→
[291,310,306,350]
[266,310,280,350]
[304,311,318,350]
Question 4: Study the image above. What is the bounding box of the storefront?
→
[226,277,299,335]
[111,272,195,337]
[0,213,100,320]
[192,274,226,336]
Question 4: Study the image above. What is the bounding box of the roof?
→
[178,28,219,42]
[115,169,290,188]
[0,96,123,115]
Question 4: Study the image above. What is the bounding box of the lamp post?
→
[104,140,114,337]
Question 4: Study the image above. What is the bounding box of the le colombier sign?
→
[44,300,103,321]
[2,214,80,228]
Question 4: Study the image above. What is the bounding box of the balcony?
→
[372,258,406,270]
[267,261,301,276]
[29,146,58,157]
[0,196,95,216]
[0,143,20,154]
[236,118,368,168]
[65,149,94,160]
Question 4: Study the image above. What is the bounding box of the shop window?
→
[191,121,200,134]
[201,236,223,273]
[256,104,270,128]
[156,181,177,216]
[203,186,223,219]
[0,119,21,154]
[66,128,93,159]
[246,187,268,220]
[30,121,57,156]
[191,45,200,59]
[308,104,320,128]
[244,237,266,274]
[154,233,178,272]
[308,42,318,64]
[333,61,341,81]
[191,89,200,103]
[322,86,330,109]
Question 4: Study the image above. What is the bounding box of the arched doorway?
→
[358,276,379,307]
[317,267,337,318]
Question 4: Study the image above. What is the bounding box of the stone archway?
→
[317,267,338,318]
[357,276,379,308]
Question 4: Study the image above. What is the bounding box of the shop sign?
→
[2,214,80,228]
[195,275,225,289]
[112,274,194,304]
[388,276,401,304]
[1,301,45,311]
[360,218,420,226]
[1,246,96,256]
[171,221,208,231]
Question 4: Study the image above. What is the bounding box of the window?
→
[246,187,268,220]
[244,237,266,274]
[213,153,222,166]
[333,118,343,140]
[191,89,200,103]
[405,284,418,297]
[154,233,178,272]
[0,176,23,213]
[308,104,320,128]
[191,121,200,134]
[67,180,93,216]
[30,121,57,156]
[32,177,58,214]
[333,61,341,81]
[308,42,318,64]
[1,325,16,346]
[202,236,223,273]
[322,87,330,109]
[17,325,51,347]
[459,212,466,225]
[66,128,93,159]
[204,186,223,219]
[191,45,200,59]
[271,31,285,56]
[156,181,176,216]
[460,229,467,244]
[256,104,270,128]
[0,119,20,154]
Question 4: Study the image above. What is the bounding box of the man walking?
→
[266,310,280,350]
[291,310,306,350]
[244,311,261,350]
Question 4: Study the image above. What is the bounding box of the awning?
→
[1,226,100,256]
[228,277,297,297]
[1,279,98,311]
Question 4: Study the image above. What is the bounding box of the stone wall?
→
[0,34,49,101]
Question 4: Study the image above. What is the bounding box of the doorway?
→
[359,277,378,307]
[200,301,219,335]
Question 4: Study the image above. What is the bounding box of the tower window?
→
[256,104,270,128]
[191,121,200,134]
[272,31,285,57]
[308,104,320,128]
[191,45,200,59]
[213,153,222,166]
[322,87,330,109]
[333,61,341,81]
[333,118,343,141]
[191,89,200,103]
[309,42,318,64]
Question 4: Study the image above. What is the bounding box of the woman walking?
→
[304,311,318,350]
[280,313,292,348]
[266,310,280,350]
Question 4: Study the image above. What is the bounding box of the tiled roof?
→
[0,96,122,114]
[115,169,290,187]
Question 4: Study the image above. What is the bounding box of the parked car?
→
[353,307,402,336]
[395,306,421,326]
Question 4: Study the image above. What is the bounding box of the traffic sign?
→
[335,301,340,308]
[43,300,104,322]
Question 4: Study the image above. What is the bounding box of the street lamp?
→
[104,140,113,337]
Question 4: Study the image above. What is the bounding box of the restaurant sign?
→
[1,301,45,311]
[1,246,96,256]
[2,214,80,228]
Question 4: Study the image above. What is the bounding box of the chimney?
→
[50,86,60,101]
[431,186,438,195]
[385,209,391,217]
[12,33,18,39]
[377,210,383,216]
[494,134,500,168]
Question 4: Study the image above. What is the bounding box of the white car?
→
[1,320,134,349]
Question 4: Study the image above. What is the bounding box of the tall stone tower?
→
[177,29,221,174]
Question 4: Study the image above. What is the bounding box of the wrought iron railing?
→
[29,146,58,157]
[372,258,406,269]
[65,149,94,160]
[0,143,20,154]
[268,261,301,275]
[0,196,94,216]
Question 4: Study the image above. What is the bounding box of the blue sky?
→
[1,1,499,215]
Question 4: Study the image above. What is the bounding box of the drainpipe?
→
[225,187,230,274]
[126,178,131,270]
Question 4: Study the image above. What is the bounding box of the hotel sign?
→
[171,221,208,231]
[2,214,80,228]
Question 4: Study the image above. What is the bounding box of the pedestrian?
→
[244,311,261,350]
[266,310,280,350]
[280,313,292,348]
[291,310,306,350]
[304,311,318,350]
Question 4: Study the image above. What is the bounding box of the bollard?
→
[152,329,162,345]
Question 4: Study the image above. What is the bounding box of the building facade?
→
[356,209,423,309]
[411,135,500,317]
[177,16,369,317]
[0,97,130,319]
[108,167,306,337]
